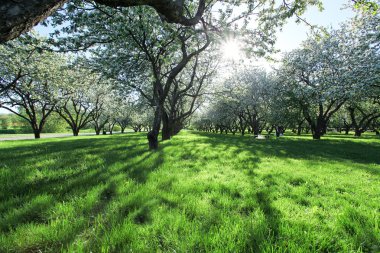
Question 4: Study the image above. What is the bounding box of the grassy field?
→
[0,131,379,252]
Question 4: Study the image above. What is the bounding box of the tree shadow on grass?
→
[193,132,380,173]
[159,131,379,251]
[0,133,164,251]
[0,131,378,252]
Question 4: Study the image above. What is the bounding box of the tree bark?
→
[311,120,324,140]
[173,121,182,135]
[297,119,304,135]
[0,0,66,42]
[312,131,321,140]
[354,129,362,137]
[161,111,171,141]
[253,125,260,136]
[73,129,79,136]
[147,104,162,150]
[297,126,302,135]
[0,0,207,43]
[34,129,41,139]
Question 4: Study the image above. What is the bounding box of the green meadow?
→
[0,132,379,252]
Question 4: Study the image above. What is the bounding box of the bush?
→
[113,125,121,132]
[42,113,69,133]
[0,129,17,134]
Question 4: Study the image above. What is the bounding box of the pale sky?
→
[249,0,356,70]
[34,0,355,51]
[275,0,354,52]
[1,0,356,114]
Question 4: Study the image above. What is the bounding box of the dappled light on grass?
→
[0,132,379,252]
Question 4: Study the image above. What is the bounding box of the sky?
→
[250,0,356,70]
[34,0,355,51]
[0,0,356,114]
[275,0,354,52]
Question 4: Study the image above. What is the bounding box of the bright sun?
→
[220,39,243,61]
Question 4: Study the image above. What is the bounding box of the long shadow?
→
[174,131,379,251]
[194,132,380,169]
[0,130,378,252]
[0,132,164,240]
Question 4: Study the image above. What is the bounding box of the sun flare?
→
[220,39,242,61]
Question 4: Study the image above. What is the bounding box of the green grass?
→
[0,131,379,252]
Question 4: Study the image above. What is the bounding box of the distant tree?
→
[277,27,368,139]
[55,68,105,136]
[329,108,352,134]
[129,103,154,133]
[45,0,336,149]
[90,82,116,135]
[0,116,11,130]
[113,98,133,134]
[347,101,380,137]
[339,13,380,136]
[162,53,217,140]
[0,36,63,138]
[205,68,273,136]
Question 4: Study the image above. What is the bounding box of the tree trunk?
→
[297,125,302,136]
[268,126,274,135]
[0,0,66,42]
[296,119,304,136]
[354,129,362,137]
[121,127,125,133]
[312,131,321,140]
[312,123,323,140]
[253,125,260,136]
[173,121,182,135]
[34,129,41,139]
[147,104,162,150]
[73,129,79,136]
[309,117,325,140]
[109,123,114,135]
[321,122,327,136]
[161,111,171,141]
[275,126,284,137]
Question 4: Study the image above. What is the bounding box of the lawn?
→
[0,131,379,252]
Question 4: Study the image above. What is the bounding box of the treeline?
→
[1,6,379,148]
[0,36,156,137]
[193,14,380,139]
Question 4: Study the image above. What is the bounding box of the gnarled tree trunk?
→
[161,111,171,141]
[147,104,162,150]
[0,0,66,42]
